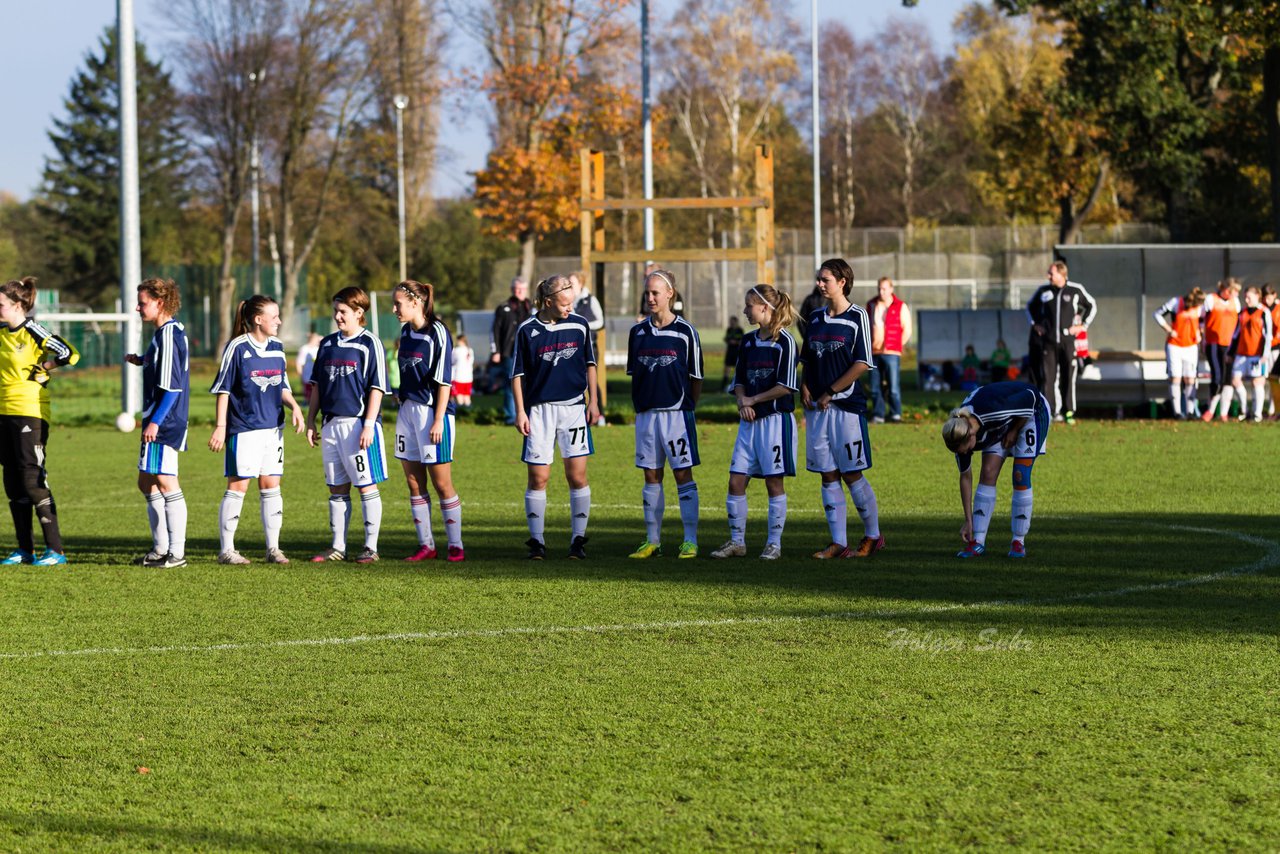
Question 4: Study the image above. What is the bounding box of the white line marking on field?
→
[0,526,1274,662]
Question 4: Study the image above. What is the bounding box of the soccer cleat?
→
[131,550,164,566]
[846,534,886,558]
[628,541,662,559]
[354,547,379,564]
[677,541,698,559]
[1064,410,1076,425]
[147,552,186,568]
[264,548,290,565]
[217,550,251,565]
[1200,410,1215,422]
[956,540,986,559]
[1008,540,1026,559]
[709,540,747,559]
[446,545,465,562]
[759,543,782,560]
[405,544,438,562]
[310,548,346,563]
[526,538,546,560]
[33,549,67,566]
[812,542,847,560]
[568,535,589,560]
[2,550,33,565]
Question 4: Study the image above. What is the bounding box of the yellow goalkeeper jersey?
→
[0,320,80,422]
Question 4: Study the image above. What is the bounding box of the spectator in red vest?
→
[867,277,912,423]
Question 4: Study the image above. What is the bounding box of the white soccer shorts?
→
[1232,354,1265,379]
[395,400,455,465]
[634,410,699,470]
[1165,343,1199,379]
[522,403,593,465]
[321,416,389,487]
[138,441,180,476]
[729,412,797,478]
[805,407,872,474]
[979,397,1050,460]
[224,427,284,479]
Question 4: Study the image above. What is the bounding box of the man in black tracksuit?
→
[1025,260,1097,423]
[490,277,531,425]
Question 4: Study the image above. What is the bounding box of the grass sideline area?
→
[0,404,1275,850]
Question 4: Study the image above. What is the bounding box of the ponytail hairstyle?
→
[138,277,181,315]
[818,258,855,297]
[332,286,370,325]
[746,284,797,341]
[1185,286,1205,308]
[0,277,38,313]
[393,279,437,329]
[941,406,977,452]
[232,294,278,338]
[535,274,573,310]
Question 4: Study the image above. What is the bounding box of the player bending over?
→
[511,275,600,560]
[941,381,1051,559]
[626,268,704,559]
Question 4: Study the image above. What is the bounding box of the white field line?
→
[0,525,1274,662]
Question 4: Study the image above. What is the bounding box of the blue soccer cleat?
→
[1,550,33,565]
[956,540,986,559]
[33,549,67,566]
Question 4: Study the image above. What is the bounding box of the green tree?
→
[38,28,189,306]
[413,198,517,312]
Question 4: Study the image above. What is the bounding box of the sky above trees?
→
[1,0,970,200]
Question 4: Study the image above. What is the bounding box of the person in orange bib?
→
[1263,284,1280,417]
[1200,278,1241,421]
[1153,287,1205,419]
[1226,285,1273,422]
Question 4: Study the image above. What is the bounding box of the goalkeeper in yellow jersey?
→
[0,277,78,565]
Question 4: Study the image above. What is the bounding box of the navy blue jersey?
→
[397,320,455,412]
[313,329,388,419]
[954,381,1046,472]
[626,316,704,412]
[732,329,798,416]
[800,304,873,414]
[210,335,291,433]
[510,313,597,408]
[141,320,190,450]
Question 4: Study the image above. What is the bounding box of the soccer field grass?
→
[0,416,1276,850]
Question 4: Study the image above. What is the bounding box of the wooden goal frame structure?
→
[578,143,775,408]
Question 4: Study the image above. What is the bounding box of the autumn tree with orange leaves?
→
[463,0,635,282]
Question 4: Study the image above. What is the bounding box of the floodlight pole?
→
[641,0,654,256]
[118,0,142,415]
[393,94,409,283]
[811,0,822,272]
[249,69,264,295]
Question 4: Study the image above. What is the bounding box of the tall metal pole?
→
[118,0,142,415]
[393,94,409,282]
[811,0,822,272]
[641,0,654,255]
[249,70,263,295]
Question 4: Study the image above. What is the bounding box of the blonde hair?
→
[941,407,976,452]
[746,284,796,341]
[535,274,573,309]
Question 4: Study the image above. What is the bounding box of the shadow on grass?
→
[59,514,1278,636]
[0,810,433,853]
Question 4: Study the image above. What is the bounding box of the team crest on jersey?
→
[809,339,845,356]
[250,372,284,391]
[637,354,677,370]
[747,367,774,384]
[400,356,423,369]
[540,345,579,365]
[325,364,356,380]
